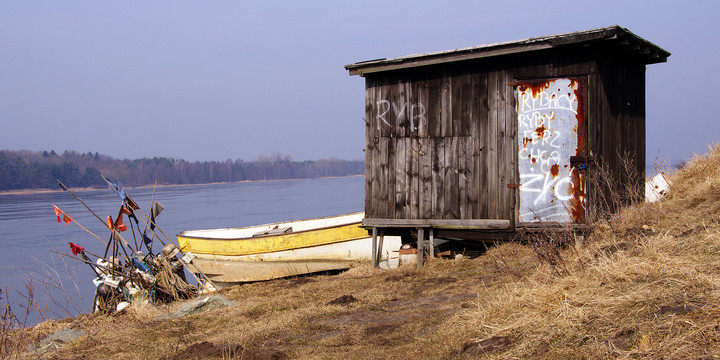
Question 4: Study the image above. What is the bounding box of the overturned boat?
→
[176,212,401,287]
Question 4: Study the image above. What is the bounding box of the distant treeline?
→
[0,150,364,191]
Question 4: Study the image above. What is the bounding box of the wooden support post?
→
[376,229,385,266]
[417,228,425,269]
[371,227,378,268]
[429,228,435,259]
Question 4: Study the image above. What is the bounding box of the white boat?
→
[176,212,400,287]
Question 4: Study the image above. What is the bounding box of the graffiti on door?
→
[516,78,586,223]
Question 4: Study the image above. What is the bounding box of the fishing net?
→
[152,257,197,301]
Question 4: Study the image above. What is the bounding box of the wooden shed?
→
[344,26,669,265]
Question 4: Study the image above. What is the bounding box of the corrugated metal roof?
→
[345,25,670,76]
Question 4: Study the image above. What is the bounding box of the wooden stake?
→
[371,227,378,268]
[429,228,435,259]
[143,179,159,252]
[57,180,105,226]
[417,228,425,269]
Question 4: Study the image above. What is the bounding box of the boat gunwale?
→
[176,212,366,241]
[177,221,366,241]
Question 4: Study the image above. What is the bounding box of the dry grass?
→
[6,145,720,359]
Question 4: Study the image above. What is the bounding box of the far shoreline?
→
[0,175,364,196]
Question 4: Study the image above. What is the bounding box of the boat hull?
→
[176,212,400,285]
[190,258,354,285]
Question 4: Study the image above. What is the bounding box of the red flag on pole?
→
[115,216,128,232]
[52,205,71,225]
[53,205,62,222]
[106,207,130,232]
[68,242,84,256]
[115,206,130,231]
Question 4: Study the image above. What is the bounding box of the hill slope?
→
[5,146,720,359]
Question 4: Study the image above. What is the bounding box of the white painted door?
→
[515,78,586,223]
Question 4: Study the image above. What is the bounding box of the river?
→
[0,176,364,325]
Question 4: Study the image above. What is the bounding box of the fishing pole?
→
[51,250,116,275]
[100,174,170,246]
[99,174,216,292]
[98,202,139,263]
[141,179,158,252]
[54,179,122,261]
[57,246,101,278]
[68,242,103,260]
[112,204,137,254]
[54,181,136,262]
[56,180,106,227]
[128,215,140,251]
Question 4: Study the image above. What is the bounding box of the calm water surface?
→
[0,176,364,324]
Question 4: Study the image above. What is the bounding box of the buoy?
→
[96,282,111,296]
[116,301,130,312]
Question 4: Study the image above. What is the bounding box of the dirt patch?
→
[317,310,410,328]
[363,323,396,336]
[327,294,357,306]
[457,335,513,356]
[314,291,473,336]
[655,303,700,316]
[385,292,475,312]
[610,327,636,350]
[678,226,703,237]
[172,341,288,360]
[362,323,415,346]
[423,276,457,285]
[243,307,266,320]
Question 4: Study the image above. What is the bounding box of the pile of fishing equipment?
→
[52,177,215,314]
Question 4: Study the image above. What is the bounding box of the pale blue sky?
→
[1,1,716,167]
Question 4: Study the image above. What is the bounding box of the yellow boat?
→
[176,212,400,287]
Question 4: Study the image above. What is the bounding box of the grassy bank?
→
[4,147,720,359]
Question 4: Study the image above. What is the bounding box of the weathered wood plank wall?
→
[363,47,646,226]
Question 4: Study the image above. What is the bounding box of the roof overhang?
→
[344,26,670,77]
